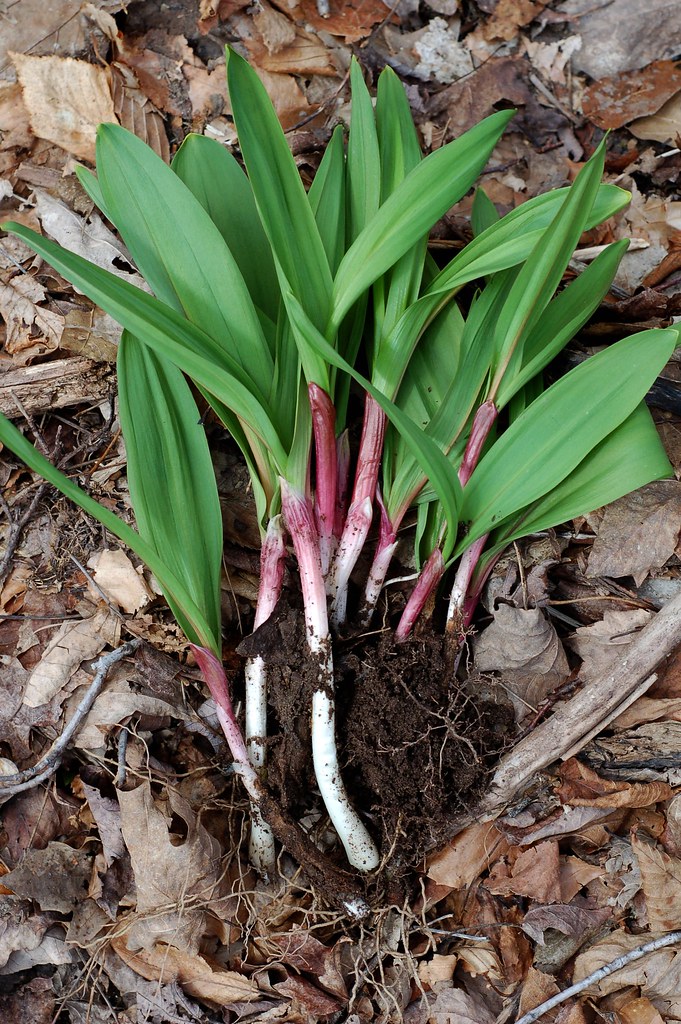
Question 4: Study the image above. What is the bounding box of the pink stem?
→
[253,515,286,630]
[190,644,261,803]
[445,534,488,635]
[309,383,337,577]
[395,548,445,643]
[351,395,386,506]
[335,430,351,538]
[359,488,400,627]
[329,496,373,626]
[458,400,497,487]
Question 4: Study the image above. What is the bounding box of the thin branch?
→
[0,638,142,796]
[514,930,681,1024]
[0,482,48,585]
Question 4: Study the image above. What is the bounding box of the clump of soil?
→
[238,597,514,875]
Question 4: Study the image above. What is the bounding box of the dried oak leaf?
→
[485,841,562,903]
[478,0,547,42]
[10,53,116,163]
[427,822,511,889]
[522,904,611,945]
[586,480,681,585]
[583,61,681,130]
[118,782,227,954]
[631,832,681,931]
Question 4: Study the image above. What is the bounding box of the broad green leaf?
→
[330,108,515,331]
[496,240,628,409]
[458,328,678,551]
[478,403,673,563]
[226,47,332,332]
[0,411,219,652]
[118,333,223,646]
[426,182,630,298]
[171,132,279,322]
[5,223,288,468]
[95,124,274,393]
[346,58,381,242]
[471,188,500,236]
[488,140,607,395]
[308,125,347,275]
[283,289,463,558]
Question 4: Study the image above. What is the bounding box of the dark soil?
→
[238,596,515,882]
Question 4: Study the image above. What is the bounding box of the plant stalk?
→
[328,497,373,627]
[394,547,444,643]
[281,479,380,872]
[309,383,338,577]
[358,488,398,627]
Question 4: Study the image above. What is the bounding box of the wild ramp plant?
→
[0,51,677,913]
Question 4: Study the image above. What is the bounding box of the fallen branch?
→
[482,589,681,815]
[0,638,141,797]
[514,930,681,1024]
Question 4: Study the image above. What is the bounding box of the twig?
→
[514,931,681,1024]
[0,483,48,585]
[115,726,129,788]
[0,638,141,796]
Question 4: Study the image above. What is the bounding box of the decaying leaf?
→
[485,841,563,903]
[473,605,569,721]
[558,759,673,808]
[427,822,511,888]
[573,931,681,999]
[586,481,681,585]
[11,53,117,162]
[568,609,655,684]
[631,91,681,142]
[117,782,228,953]
[87,548,154,614]
[0,275,63,362]
[521,904,611,945]
[22,606,120,708]
[582,61,681,130]
[111,935,260,1005]
[632,832,681,931]
[74,675,190,751]
[3,843,91,913]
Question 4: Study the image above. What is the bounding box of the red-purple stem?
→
[329,496,373,626]
[335,430,351,538]
[309,383,338,577]
[359,488,399,626]
[445,534,488,635]
[351,395,386,506]
[458,400,497,487]
[394,548,445,643]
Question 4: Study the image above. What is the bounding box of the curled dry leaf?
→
[87,548,154,614]
[573,931,681,999]
[0,899,53,971]
[75,676,190,752]
[558,758,674,808]
[0,275,63,362]
[473,605,569,722]
[631,832,681,931]
[586,481,681,585]
[267,932,349,1000]
[427,821,511,888]
[10,53,117,163]
[618,996,666,1024]
[110,935,260,1006]
[631,92,681,143]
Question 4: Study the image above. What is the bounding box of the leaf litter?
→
[3,0,681,1021]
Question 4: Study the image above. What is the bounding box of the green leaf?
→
[480,402,673,561]
[495,240,628,409]
[330,108,515,331]
[171,131,279,323]
[118,333,223,646]
[94,124,274,396]
[226,47,332,332]
[346,58,381,242]
[5,222,288,468]
[458,328,679,551]
[0,410,219,652]
[308,125,347,275]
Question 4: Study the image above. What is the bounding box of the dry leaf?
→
[521,904,611,945]
[11,53,117,163]
[479,0,545,42]
[268,932,348,1000]
[517,966,559,1017]
[0,900,51,970]
[22,607,120,708]
[558,759,673,808]
[273,975,342,1017]
[568,609,655,684]
[632,833,681,931]
[87,549,153,614]
[570,0,681,80]
[573,931,681,998]
[421,986,496,1023]
[0,276,63,362]
[118,783,225,953]
[78,783,126,868]
[418,954,458,989]
[586,481,681,584]
[559,856,604,902]
[3,843,91,913]
[111,935,260,1005]
[0,82,33,153]
[485,841,563,903]
[618,996,666,1024]
[473,605,569,721]
[427,822,510,888]
[583,61,681,130]
[75,675,190,751]
[631,91,681,143]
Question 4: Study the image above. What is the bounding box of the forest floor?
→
[3,0,681,1021]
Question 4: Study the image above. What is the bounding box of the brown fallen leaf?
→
[427,56,532,135]
[485,841,562,903]
[478,0,546,42]
[573,931,681,999]
[521,904,611,945]
[267,932,349,1000]
[117,782,228,954]
[583,61,681,130]
[0,899,53,970]
[87,548,154,614]
[273,975,342,1019]
[111,935,260,1005]
[618,995,666,1024]
[0,275,63,363]
[557,758,673,808]
[631,91,681,143]
[568,609,655,685]
[586,481,681,585]
[632,832,681,931]
[427,821,510,888]
[571,0,681,80]
[3,843,91,913]
[11,53,117,163]
[517,965,559,1018]
[417,954,458,990]
[473,605,569,722]
[418,986,496,1023]
[560,856,605,902]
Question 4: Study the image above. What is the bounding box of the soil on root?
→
[238,598,514,878]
